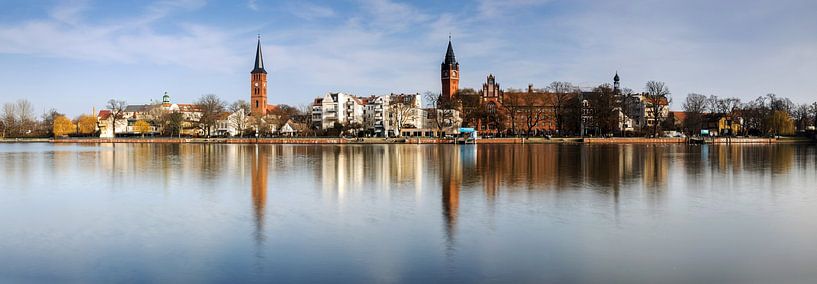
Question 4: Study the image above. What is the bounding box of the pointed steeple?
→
[444,37,457,66]
[252,35,267,74]
[613,71,620,82]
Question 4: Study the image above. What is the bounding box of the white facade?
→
[314,92,364,129]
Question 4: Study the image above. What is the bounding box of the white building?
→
[98,93,203,137]
[313,92,364,130]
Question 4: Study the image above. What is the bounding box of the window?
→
[487,102,497,114]
[256,101,259,108]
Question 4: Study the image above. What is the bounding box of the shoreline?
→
[1,137,812,144]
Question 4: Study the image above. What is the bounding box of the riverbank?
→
[2,136,812,144]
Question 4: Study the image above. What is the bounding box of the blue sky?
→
[1,0,816,117]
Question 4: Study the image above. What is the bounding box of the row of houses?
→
[310,92,462,137]
[96,93,308,138]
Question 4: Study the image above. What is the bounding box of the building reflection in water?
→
[251,145,269,243]
[84,143,803,252]
[438,146,463,247]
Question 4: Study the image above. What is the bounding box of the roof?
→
[265,104,278,113]
[644,96,669,106]
[351,96,364,105]
[124,104,151,112]
[215,112,232,120]
[672,111,688,122]
[177,104,202,112]
[282,119,309,132]
[501,90,562,106]
[98,110,112,119]
[444,39,457,65]
[441,38,458,70]
[251,36,267,74]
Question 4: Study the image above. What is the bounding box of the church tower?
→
[441,37,460,99]
[613,72,620,93]
[251,35,268,116]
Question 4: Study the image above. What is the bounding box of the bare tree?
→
[388,94,419,136]
[40,109,63,137]
[229,100,251,137]
[766,93,793,113]
[455,88,481,128]
[424,92,457,137]
[522,91,548,135]
[707,95,741,115]
[588,84,620,135]
[683,93,708,135]
[547,81,577,134]
[13,100,35,136]
[644,81,671,137]
[107,99,127,138]
[268,104,302,124]
[793,104,811,132]
[2,103,16,137]
[195,94,226,137]
[502,92,525,135]
[163,112,184,137]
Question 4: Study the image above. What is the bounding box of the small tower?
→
[441,37,460,99]
[162,92,171,107]
[251,35,268,116]
[613,72,620,93]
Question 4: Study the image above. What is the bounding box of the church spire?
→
[443,37,457,66]
[252,35,267,74]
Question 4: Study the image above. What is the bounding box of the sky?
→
[0,0,816,117]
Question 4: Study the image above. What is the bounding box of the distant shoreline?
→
[2,137,812,144]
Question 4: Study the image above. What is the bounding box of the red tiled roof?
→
[176,104,202,112]
[644,97,669,106]
[98,110,112,119]
[672,111,688,122]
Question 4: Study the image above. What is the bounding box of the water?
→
[1,143,816,283]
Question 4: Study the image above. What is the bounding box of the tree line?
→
[1,99,98,138]
[682,93,816,136]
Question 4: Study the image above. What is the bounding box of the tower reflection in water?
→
[251,145,268,243]
[238,143,801,254]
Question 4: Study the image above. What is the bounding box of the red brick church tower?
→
[250,35,268,116]
[441,37,459,99]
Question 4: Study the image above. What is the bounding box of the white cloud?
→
[49,0,90,26]
[0,0,242,72]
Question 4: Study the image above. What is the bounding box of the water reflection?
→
[4,143,815,282]
[439,146,464,248]
[251,145,268,243]
[81,143,806,202]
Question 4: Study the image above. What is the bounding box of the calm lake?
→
[1,143,816,283]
